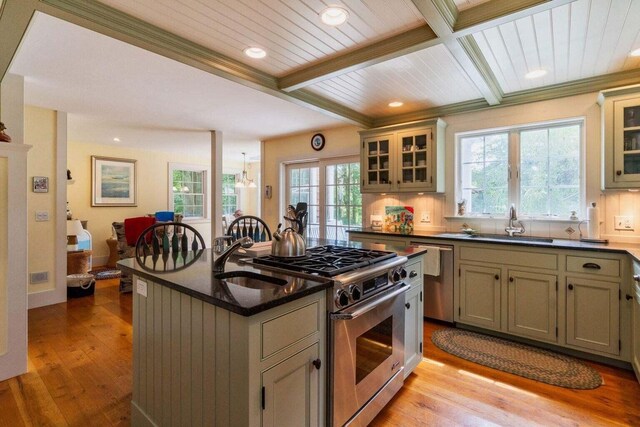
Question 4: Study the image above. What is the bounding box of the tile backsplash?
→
[362,191,640,243]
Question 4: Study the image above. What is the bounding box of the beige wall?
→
[67,141,213,264]
[0,157,6,353]
[25,106,58,293]
[262,125,362,228]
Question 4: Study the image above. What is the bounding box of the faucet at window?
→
[505,204,525,237]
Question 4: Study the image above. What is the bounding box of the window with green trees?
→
[222,174,238,215]
[287,157,361,240]
[169,163,208,219]
[458,120,582,218]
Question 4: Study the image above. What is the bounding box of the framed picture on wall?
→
[91,156,137,206]
[32,176,49,193]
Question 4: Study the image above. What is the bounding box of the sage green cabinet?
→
[404,257,423,379]
[599,85,640,188]
[566,276,620,355]
[507,270,557,343]
[262,343,320,427]
[360,119,445,193]
[459,263,501,331]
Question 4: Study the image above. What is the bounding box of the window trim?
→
[455,117,585,219]
[168,162,211,220]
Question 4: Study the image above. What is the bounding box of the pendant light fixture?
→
[235,152,257,188]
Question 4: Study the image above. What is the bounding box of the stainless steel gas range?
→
[251,245,409,426]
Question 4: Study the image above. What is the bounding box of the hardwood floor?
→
[1,281,639,426]
[372,321,640,426]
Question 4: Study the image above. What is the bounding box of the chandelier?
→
[235,152,257,188]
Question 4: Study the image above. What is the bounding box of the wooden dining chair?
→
[134,221,206,272]
[226,215,272,242]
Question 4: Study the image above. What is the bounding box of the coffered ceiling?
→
[2,0,640,132]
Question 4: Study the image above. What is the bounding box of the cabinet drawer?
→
[406,258,422,287]
[566,256,620,278]
[459,246,557,270]
[261,301,320,359]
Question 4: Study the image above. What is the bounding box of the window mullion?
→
[510,130,520,214]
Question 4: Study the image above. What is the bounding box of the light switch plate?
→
[136,279,148,297]
[614,215,634,230]
[420,211,431,223]
[35,211,49,221]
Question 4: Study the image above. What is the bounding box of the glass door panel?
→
[363,135,393,189]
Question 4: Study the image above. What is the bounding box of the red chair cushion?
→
[124,216,156,246]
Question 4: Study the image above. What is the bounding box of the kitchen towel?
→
[422,246,441,277]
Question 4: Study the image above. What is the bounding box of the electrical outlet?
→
[136,279,148,297]
[35,211,49,221]
[420,211,431,223]
[614,216,634,230]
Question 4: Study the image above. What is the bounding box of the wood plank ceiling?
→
[3,0,640,128]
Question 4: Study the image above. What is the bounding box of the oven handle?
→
[330,283,410,320]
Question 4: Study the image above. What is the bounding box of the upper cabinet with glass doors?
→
[599,85,640,189]
[359,119,446,193]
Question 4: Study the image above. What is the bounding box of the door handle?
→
[330,284,409,320]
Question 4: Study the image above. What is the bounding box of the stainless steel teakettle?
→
[271,223,306,257]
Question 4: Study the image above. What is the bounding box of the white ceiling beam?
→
[411,0,503,105]
[278,25,439,92]
[0,0,37,84]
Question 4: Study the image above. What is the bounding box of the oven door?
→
[329,283,408,427]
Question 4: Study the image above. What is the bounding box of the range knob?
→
[336,289,350,308]
[349,285,362,302]
[391,267,407,283]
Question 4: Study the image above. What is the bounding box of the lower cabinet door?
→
[507,270,557,342]
[566,277,620,355]
[404,283,423,378]
[632,281,640,382]
[459,264,501,330]
[262,343,320,427]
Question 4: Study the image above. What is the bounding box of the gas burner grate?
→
[252,245,396,277]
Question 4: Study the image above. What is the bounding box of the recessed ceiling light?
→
[113,137,120,142]
[630,48,640,57]
[388,101,403,108]
[525,69,547,79]
[244,47,266,59]
[320,6,349,26]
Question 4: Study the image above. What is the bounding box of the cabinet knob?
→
[616,170,622,176]
[568,284,574,290]
[409,271,418,278]
[626,294,633,301]
[312,359,321,370]
[634,275,639,282]
[405,302,411,309]
[509,277,514,282]
[494,274,499,280]
[397,180,400,185]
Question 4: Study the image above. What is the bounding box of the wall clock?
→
[311,133,325,151]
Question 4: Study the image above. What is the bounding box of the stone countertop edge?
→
[347,228,640,261]
[116,239,423,317]
[117,250,333,317]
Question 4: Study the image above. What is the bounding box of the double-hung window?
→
[169,163,209,219]
[457,120,583,218]
[222,174,239,215]
[286,157,362,240]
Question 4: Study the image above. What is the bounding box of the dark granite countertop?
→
[348,228,640,261]
[117,239,427,317]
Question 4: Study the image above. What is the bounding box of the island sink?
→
[214,270,288,289]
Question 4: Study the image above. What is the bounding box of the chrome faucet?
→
[212,236,254,272]
[505,204,525,237]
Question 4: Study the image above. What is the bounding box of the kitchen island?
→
[118,240,427,426]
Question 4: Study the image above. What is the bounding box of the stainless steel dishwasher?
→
[410,242,454,322]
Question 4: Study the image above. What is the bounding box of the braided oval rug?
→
[432,328,602,389]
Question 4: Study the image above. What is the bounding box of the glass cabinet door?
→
[614,100,640,183]
[397,128,432,190]
[363,134,394,190]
